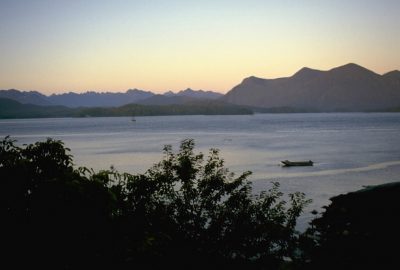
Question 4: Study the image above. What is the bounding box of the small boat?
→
[131,117,136,122]
[281,160,313,167]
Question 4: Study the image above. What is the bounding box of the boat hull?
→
[281,160,313,167]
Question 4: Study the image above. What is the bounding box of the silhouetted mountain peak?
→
[7,89,44,96]
[330,63,378,76]
[340,62,363,69]
[163,91,175,96]
[126,88,154,96]
[223,63,400,111]
[241,76,267,85]
[162,88,223,99]
[7,89,20,93]
[293,67,323,80]
[180,88,195,94]
[243,75,259,81]
[383,70,400,78]
[127,88,143,93]
[0,89,51,106]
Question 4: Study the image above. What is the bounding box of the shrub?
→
[0,136,310,269]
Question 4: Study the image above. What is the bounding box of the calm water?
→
[1,113,400,229]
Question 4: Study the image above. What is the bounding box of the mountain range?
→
[0,88,223,108]
[1,63,400,112]
[223,63,400,111]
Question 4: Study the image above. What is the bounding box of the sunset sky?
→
[1,0,399,94]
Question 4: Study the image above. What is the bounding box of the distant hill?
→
[47,89,154,107]
[136,94,203,105]
[78,101,252,117]
[0,89,51,106]
[0,88,223,108]
[223,63,400,112]
[0,98,252,119]
[0,98,74,118]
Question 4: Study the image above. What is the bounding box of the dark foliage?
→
[75,102,253,117]
[1,136,116,268]
[299,182,400,270]
[0,137,310,269]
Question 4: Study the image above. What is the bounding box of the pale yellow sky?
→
[0,0,399,95]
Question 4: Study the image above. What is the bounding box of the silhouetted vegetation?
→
[2,136,399,269]
[297,182,400,270]
[1,136,309,269]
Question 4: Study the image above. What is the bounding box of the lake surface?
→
[1,113,400,230]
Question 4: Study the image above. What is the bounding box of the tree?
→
[107,139,311,268]
[0,136,310,269]
[0,136,116,268]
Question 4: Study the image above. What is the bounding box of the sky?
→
[0,0,399,94]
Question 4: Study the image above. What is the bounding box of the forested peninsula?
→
[0,98,252,118]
